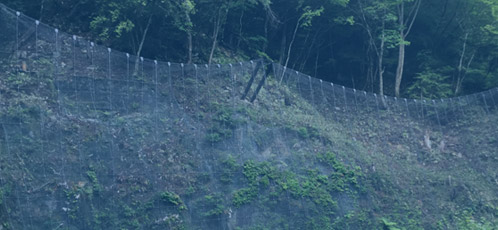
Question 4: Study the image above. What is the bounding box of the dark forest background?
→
[2,0,498,98]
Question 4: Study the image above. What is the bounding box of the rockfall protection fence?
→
[0,4,497,229]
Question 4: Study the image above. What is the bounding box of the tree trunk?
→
[284,17,301,68]
[39,0,45,21]
[209,7,226,65]
[379,14,386,97]
[357,0,385,95]
[278,24,287,64]
[455,32,468,95]
[208,20,219,65]
[394,0,421,97]
[378,47,384,96]
[394,1,405,97]
[299,30,319,71]
[263,14,269,52]
[314,49,320,78]
[184,9,193,64]
[366,43,375,92]
[295,30,310,70]
[134,16,152,75]
[395,38,405,97]
[187,31,193,64]
[236,10,244,51]
[455,39,476,95]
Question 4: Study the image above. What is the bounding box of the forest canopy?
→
[3,0,498,98]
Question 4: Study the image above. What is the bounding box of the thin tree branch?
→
[405,0,421,37]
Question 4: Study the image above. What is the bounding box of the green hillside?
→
[1,3,498,230]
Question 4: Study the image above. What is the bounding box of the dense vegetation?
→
[2,0,498,97]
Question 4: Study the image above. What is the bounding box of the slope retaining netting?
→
[1,4,498,229]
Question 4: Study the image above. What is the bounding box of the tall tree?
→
[454,0,498,94]
[283,6,324,69]
[170,0,196,63]
[89,0,162,72]
[394,0,421,97]
[354,0,398,96]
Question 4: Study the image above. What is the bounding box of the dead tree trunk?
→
[455,32,475,95]
[209,7,228,65]
[134,16,152,75]
[185,11,193,64]
[284,17,301,69]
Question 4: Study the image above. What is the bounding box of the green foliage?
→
[232,187,258,207]
[317,152,360,189]
[86,168,102,194]
[202,194,225,217]
[4,103,37,122]
[300,170,337,207]
[175,0,195,32]
[452,210,497,230]
[4,0,498,93]
[86,170,98,184]
[292,125,320,139]
[297,127,309,138]
[205,132,223,143]
[220,155,239,183]
[334,15,355,25]
[479,0,498,34]
[1,1,498,229]
[6,72,35,88]
[381,218,401,230]
[206,106,237,142]
[161,191,187,211]
[89,1,136,42]
[299,6,325,28]
[160,191,181,205]
[406,70,452,99]
[229,157,361,215]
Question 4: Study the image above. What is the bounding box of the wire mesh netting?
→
[0,4,497,229]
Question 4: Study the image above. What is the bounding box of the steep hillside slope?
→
[1,4,498,230]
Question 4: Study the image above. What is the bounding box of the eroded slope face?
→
[0,4,497,229]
